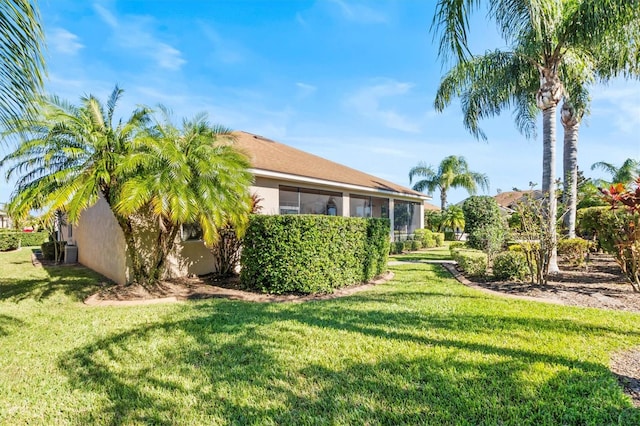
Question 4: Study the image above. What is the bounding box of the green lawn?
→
[390,243,454,262]
[1,248,640,425]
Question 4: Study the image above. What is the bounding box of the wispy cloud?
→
[93,3,186,71]
[591,84,640,134]
[48,28,84,55]
[327,0,387,23]
[345,79,420,133]
[295,82,317,99]
[199,24,246,64]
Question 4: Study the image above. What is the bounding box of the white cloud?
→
[327,0,387,23]
[295,82,317,98]
[48,28,84,55]
[591,83,640,134]
[345,79,420,133]
[93,3,186,71]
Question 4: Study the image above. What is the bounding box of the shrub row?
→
[0,231,48,251]
[413,229,445,248]
[451,248,487,277]
[241,215,389,294]
[557,238,591,266]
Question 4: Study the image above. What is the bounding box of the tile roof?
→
[231,131,426,198]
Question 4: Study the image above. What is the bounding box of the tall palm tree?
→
[591,158,640,187]
[1,87,150,223]
[114,108,253,282]
[432,0,639,270]
[409,155,489,210]
[0,0,46,129]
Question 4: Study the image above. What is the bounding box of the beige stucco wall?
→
[166,240,217,278]
[74,197,129,285]
[251,177,279,214]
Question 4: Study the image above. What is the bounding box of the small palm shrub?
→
[493,251,529,281]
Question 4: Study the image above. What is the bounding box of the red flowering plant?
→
[599,177,640,291]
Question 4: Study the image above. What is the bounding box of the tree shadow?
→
[0,314,24,336]
[58,299,640,424]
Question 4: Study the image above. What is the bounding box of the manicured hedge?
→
[451,248,488,277]
[20,232,48,247]
[0,233,20,251]
[0,231,48,251]
[241,215,390,294]
[557,238,591,266]
[493,251,529,281]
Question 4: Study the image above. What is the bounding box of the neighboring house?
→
[65,131,429,285]
[494,190,543,214]
[423,201,440,212]
[0,203,12,229]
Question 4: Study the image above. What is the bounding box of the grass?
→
[390,242,454,262]
[2,247,640,424]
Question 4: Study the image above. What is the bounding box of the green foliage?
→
[410,240,422,251]
[390,240,405,255]
[468,225,508,261]
[423,210,444,231]
[19,231,47,247]
[557,238,591,266]
[449,241,466,252]
[414,228,437,248]
[0,233,19,251]
[444,231,456,241]
[442,205,465,234]
[462,196,505,250]
[41,241,66,262]
[492,251,529,281]
[451,248,488,277]
[434,232,445,247]
[241,215,389,294]
[403,240,414,251]
[576,206,609,240]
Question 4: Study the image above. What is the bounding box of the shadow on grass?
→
[58,300,640,424]
[0,249,105,303]
[0,314,24,336]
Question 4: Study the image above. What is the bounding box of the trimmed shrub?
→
[493,251,529,281]
[0,233,20,251]
[558,238,590,266]
[403,240,414,251]
[20,231,48,247]
[410,240,422,251]
[468,224,508,260]
[449,241,466,252]
[393,240,404,254]
[41,241,67,261]
[434,232,445,247]
[444,231,456,241]
[241,215,390,294]
[452,249,488,277]
[413,229,436,248]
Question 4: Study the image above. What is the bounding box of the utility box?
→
[64,245,78,264]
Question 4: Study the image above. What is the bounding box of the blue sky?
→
[2,0,639,205]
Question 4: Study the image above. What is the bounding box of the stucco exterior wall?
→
[166,240,217,278]
[251,177,279,214]
[74,197,128,285]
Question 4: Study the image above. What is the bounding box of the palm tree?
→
[1,87,150,222]
[0,0,46,129]
[441,205,465,240]
[409,155,489,210]
[591,158,640,187]
[432,0,639,270]
[114,108,253,282]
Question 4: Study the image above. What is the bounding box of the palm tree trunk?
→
[561,102,580,239]
[541,105,560,274]
[440,190,447,211]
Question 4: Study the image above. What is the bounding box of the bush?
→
[20,231,48,247]
[444,231,456,241]
[403,240,414,251]
[434,232,445,247]
[451,249,488,277]
[0,233,20,251]
[389,240,404,254]
[468,224,509,260]
[414,229,434,248]
[493,251,529,281]
[462,196,506,250]
[558,238,590,266]
[41,241,67,261]
[410,240,422,251]
[241,215,389,294]
[449,241,466,252]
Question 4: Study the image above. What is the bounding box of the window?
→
[350,194,372,217]
[279,186,343,216]
[394,201,421,235]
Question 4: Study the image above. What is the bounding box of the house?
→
[0,203,12,229]
[65,131,429,284]
[494,190,543,214]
